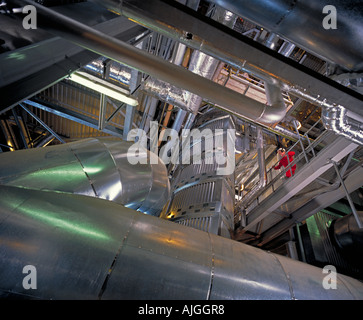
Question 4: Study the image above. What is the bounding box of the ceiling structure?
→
[0,0,363,298]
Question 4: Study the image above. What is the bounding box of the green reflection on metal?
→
[5,162,105,187]
[6,52,26,61]
[83,166,104,174]
[19,206,111,242]
[306,215,320,237]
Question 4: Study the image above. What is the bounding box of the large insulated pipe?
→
[0,137,170,216]
[207,0,363,72]
[1,184,363,300]
[10,0,286,125]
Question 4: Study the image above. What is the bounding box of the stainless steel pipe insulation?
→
[10,0,286,125]
[207,0,363,72]
[283,85,363,146]
[0,137,170,216]
[143,7,236,116]
[1,184,363,300]
[90,0,363,145]
[322,105,363,146]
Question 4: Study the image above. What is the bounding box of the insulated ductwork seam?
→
[322,105,363,146]
[2,184,363,299]
[0,137,170,216]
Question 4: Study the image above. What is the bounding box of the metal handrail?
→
[235,119,327,212]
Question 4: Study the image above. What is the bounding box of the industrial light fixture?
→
[68,72,138,106]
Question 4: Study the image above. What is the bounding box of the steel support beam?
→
[258,164,363,247]
[8,0,288,125]
[20,104,65,144]
[11,108,28,149]
[123,69,139,140]
[0,2,146,113]
[23,99,124,139]
[243,134,359,232]
[331,161,363,229]
[98,61,111,131]
[90,0,363,116]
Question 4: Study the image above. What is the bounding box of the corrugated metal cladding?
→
[29,81,146,141]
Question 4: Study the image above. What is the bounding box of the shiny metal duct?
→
[160,111,236,238]
[87,0,363,116]
[322,105,363,146]
[142,78,190,112]
[145,5,235,117]
[1,184,363,299]
[84,57,132,87]
[331,212,363,252]
[285,86,363,146]
[0,137,170,216]
[207,0,363,72]
[10,0,287,125]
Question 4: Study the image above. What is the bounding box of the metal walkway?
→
[235,125,361,242]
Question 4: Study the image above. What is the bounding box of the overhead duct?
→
[0,137,170,216]
[160,111,236,238]
[10,0,287,125]
[145,5,236,117]
[321,105,363,146]
[87,0,363,147]
[142,77,190,113]
[1,184,363,299]
[285,86,363,146]
[207,0,363,72]
[84,57,132,87]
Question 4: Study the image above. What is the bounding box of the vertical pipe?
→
[257,127,267,188]
[98,62,110,131]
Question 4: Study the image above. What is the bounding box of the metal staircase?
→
[235,122,360,241]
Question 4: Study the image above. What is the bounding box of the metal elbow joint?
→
[322,105,363,146]
[257,81,287,124]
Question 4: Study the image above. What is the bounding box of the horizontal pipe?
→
[10,0,286,125]
[322,105,363,146]
[283,86,363,145]
[88,0,363,115]
[1,184,363,299]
